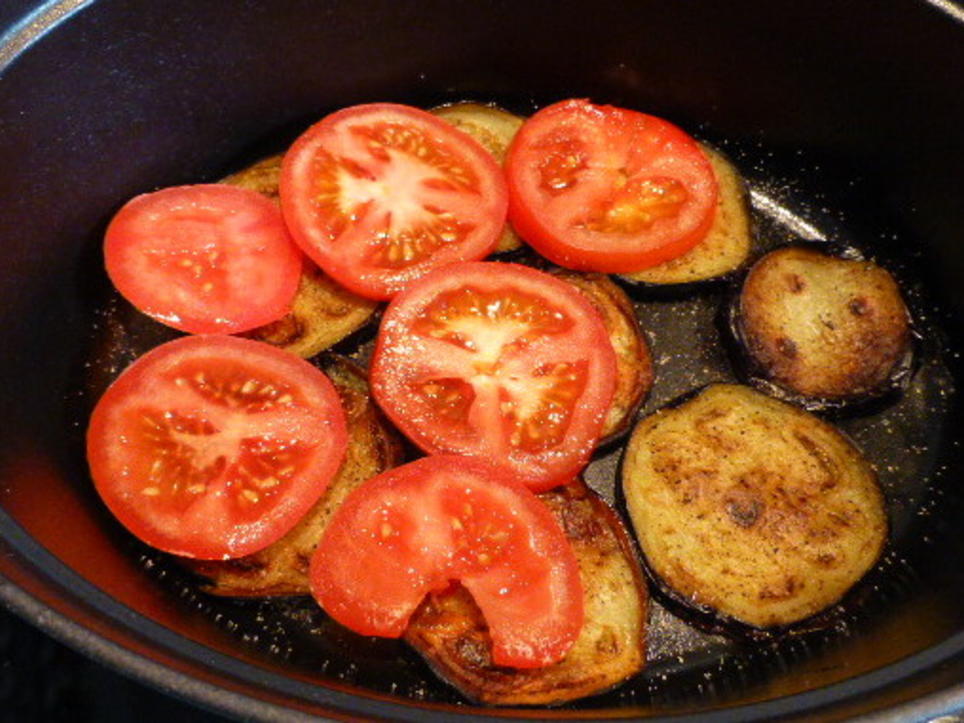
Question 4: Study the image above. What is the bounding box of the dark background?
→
[0,606,227,723]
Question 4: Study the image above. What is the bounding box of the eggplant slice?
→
[183,356,404,596]
[622,384,886,631]
[551,270,653,442]
[734,245,913,404]
[222,154,379,358]
[432,102,525,254]
[405,476,647,706]
[619,144,752,287]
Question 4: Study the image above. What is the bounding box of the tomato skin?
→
[505,99,718,273]
[370,261,617,491]
[87,335,347,560]
[309,455,584,668]
[280,103,508,300]
[105,184,303,334]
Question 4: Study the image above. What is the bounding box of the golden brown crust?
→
[183,356,404,596]
[738,246,911,399]
[222,154,378,358]
[622,384,887,629]
[551,270,653,440]
[621,145,752,284]
[432,102,525,253]
[404,477,647,705]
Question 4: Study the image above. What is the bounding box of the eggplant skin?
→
[183,356,404,597]
[222,154,378,358]
[620,144,752,286]
[737,246,912,401]
[405,477,647,706]
[431,102,525,253]
[622,384,886,630]
[551,270,653,442]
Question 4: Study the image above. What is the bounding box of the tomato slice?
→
[86,335,347,559]
[505,99,718,273]
[370,261,616,491]
[105,184,303,334]
[280,103,508,300]
[309,455,584,668]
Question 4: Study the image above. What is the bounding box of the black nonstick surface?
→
[2,0,964,720]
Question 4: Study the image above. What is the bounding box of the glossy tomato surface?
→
[105,184,303,334]
[506,99,718,273]
[86,335,347,560]
[370,261,616,491]
[309,455,584,668]
[280,103,508,300]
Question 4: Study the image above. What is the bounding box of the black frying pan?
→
[2,0,964,719]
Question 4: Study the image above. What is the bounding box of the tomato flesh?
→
[309,455,584,668]
[506,99,718,273]
[104,184,303,334]
[281,104,508,300]
[371,262,616,491]
[87,335,347,559]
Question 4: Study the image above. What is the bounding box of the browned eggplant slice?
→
[622,384,887,632]
[222,154,378,358]
[734,245,912,404]
[404,477,647,706]
[619,145,752,287]
[431,102,525,254]
[183,356,404,596]
[551,270,653,442]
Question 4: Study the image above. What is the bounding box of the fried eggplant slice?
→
[405,477,647,706]
[620,145,752,286]
[622,384,887,631]
[432,102,525,253]
[222,154,378,358]
[552,270,653,441]
[184,356,404,596]
[735,245,912,402]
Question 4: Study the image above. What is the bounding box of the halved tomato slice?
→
[86,335,347,560]
[105,184,303,334]
[370,261,616,491]
[280,103,508,300]
[505,99,718,273]
[309,455,584,668]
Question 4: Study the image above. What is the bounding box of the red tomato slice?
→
[309,455,584,668]
[105,184,303,334]
[280,103,508,300]
[370,261,616,491]
[86,335,347,560]
[505,99,718,273]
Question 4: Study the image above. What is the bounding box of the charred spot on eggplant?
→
[182,355,404,597]
[550,269,653,443]
[431,102,525,254]
[621,384,887,632]
[733,245,913,405]
[619,145,753,288]
[404,476,647,706]
[222,154,379,358]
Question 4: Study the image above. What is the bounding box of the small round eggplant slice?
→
[405,476,647,706]
[552,270,653,442]
[184,356,404,597]
[222,154,378,358]
[622,384,886,631]
[619,144,752,286]
[736,245,912,402]
[432,102,525,254]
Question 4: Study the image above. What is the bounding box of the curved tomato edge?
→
[104,184,304,335]
[369,261,618,491]
[87,335,348,560]
[504,99,719,274]
[279,103,509,301]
